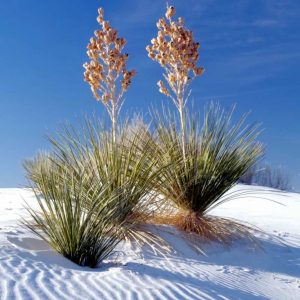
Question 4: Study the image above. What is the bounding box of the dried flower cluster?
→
[83,8,136,141]
[146,5,204,160]
[146,5,204,108]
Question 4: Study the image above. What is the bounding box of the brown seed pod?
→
[165,6,176,19]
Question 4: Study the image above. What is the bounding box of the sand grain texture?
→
[0,186,299,300]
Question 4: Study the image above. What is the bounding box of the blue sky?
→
[0,0,300,189]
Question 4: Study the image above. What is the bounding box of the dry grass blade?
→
[152,212,263,252]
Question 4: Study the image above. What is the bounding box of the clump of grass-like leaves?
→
[25,117,166,251]
[24,152,55,184]
[151,103,264,244]
[24,163,128,268]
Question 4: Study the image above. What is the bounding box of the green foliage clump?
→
[24,164,126,268]
[46,119,160,224]
[151,103,264,216]
[24,118,164,266]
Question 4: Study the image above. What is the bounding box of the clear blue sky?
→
[0,0,300,189]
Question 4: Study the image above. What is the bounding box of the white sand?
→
[0,185,299,299]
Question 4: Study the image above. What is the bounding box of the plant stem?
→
[111,81,117,144]
[178,95,186,162]
[111,101,117,143]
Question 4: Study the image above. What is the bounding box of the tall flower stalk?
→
[146,5,204,160]
[84,8,136,142]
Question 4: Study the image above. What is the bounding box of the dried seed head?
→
[102,21,110,31]
[97,8,104,24]
[146,5,204,102]
[84,7,136,112]
[157,80,170,96]
[165,6,175,19]
[178,17,184,26]
[194,67,205,76]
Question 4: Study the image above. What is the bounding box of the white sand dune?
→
[0,186,299,299]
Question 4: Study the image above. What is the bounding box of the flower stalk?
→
[147,5,204,160]
[84,8,136,142]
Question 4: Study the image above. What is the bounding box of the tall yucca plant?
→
[24,163,127,268]
[151,103,264,242]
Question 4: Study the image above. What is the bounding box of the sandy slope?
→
[0,185,299,300]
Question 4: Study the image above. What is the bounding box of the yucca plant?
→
[150,103,264,244]
[26,117,167,249]
[23,163,128,268]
